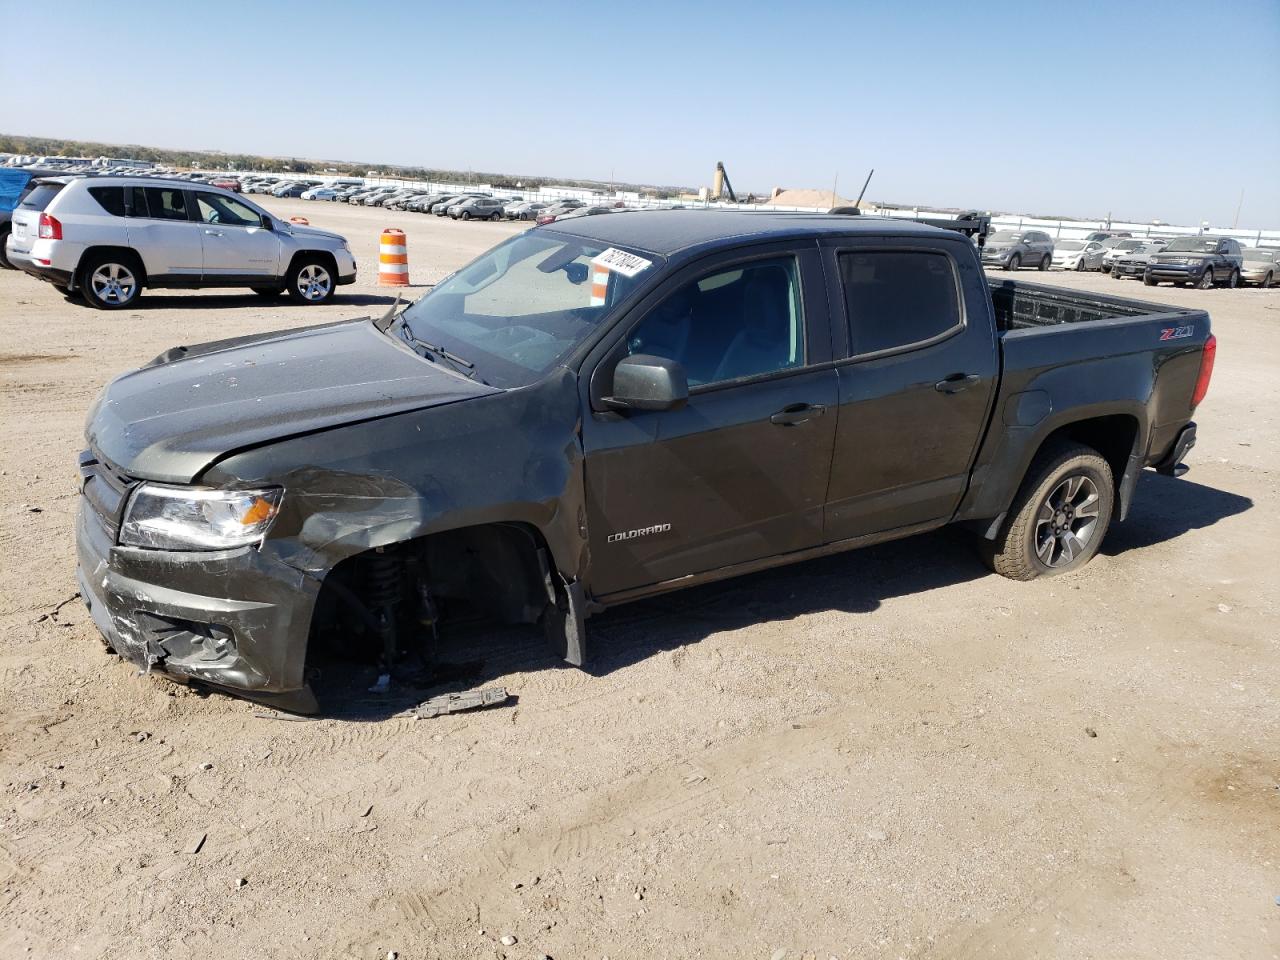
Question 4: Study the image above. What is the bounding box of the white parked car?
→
[301,186,343,201]
[1110,243,1169,281]
[1101,238,1166,273]
[1051,239,1108,271]
[5,175,356,309]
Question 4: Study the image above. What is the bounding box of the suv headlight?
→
[120,485,283,550]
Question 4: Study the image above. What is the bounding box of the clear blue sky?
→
[2,0,1277,227]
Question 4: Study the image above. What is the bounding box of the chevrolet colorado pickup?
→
[75,211,1216,713]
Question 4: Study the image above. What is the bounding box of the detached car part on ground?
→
[5,175,356,308]
[75,211,1215,714]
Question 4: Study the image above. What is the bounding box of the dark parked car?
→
[535,199,588,224]
[449,196,508,221]
[1144,237,1244,289]
[0,167,69,269]
[981,229,1054,270]
[1240,246,1280,288]
[74,210,1215,713]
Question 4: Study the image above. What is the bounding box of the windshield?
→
[989,231,1023,242]
[1243,247,1277,261]
[1163,237,1220,253]
[1056,240,1085,251]
[398,232,661,388]
[1113,240,1144,251]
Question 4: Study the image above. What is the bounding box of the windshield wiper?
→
[393,316,487,384]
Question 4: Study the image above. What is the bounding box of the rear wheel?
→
[1039,254,1050,271]
[1227,268,1239,289]
[981,441,1115,580]
[0,228,13,269]
[1198,268,1215,290]
[79,253,142,310]
[490,211,502,221]
[286,258,335,305]
[1005,254,1021,272]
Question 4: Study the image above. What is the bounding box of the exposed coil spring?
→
[365,552,401,609]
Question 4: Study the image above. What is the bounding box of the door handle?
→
[204,229,223,237]
[770,402,826,426]
[934,374,981,394]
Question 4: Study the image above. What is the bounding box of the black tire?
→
[285,257,336,305]
[1227,268,1239,289]
[1005,254,1021,272]
[1143,274,1157,286]
[0,228,13,269]
[252,287,285,299]
[1262,272,1274,289]
[1198,268,1215,290]
[1075,258,1085,272]
[980,441,1115,581]
[461,211,472,221]
[78,251,143,310]
[1038,254,1050,271]
[490,211,501,222]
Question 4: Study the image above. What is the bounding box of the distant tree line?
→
[0,133,689,197]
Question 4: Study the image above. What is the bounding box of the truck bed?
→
[988,278,1184,330]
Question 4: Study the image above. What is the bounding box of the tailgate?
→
[7,180,66,254]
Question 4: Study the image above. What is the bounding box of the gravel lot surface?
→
[1,199,1277,959]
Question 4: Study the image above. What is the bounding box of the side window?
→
[194,192,261,227]
[626,256,804,387]
[144,187,190,221]
[839,250,962,356]
[128,186,149,217]
[87,186,126,217]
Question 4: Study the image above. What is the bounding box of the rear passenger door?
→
[123,186,203,279]
[819,239,998,542]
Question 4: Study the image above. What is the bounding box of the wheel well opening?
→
[288,249,338,277]
[79,246,147,284]
[305,522,556,689]
[1041,414,1138,490]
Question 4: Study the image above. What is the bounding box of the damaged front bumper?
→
[76,495,321,713]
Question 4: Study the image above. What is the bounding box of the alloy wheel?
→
[90,262,137,305]
[1034,474,1101,568]
[296,264,332,301]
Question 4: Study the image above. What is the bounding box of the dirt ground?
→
[1,199,1277,960]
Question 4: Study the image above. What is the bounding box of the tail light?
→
[1191,333,1216,408]
[38,213,62,240]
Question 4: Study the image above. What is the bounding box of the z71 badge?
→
[1159,326,1195,341]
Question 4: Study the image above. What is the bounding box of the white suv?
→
[5,175,357,309]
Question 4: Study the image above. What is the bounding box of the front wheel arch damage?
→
[306,522,582,700]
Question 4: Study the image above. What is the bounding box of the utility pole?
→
[830,173,838,210]
[1233,189,1244,229]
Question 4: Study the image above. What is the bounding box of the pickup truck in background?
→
[75,211,1216,713]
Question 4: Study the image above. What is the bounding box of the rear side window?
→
[839,251,963,356]
[143,187,190,221]
[19,183,63,211]
[88,186,127,217]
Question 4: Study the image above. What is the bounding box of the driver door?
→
[581,244,838,599]
[192,190,280,279]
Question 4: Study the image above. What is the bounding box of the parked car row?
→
[294,184,628,225]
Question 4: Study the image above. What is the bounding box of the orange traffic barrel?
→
[289,216,310,225]
[590,264,609,306]
[379,228,409,286]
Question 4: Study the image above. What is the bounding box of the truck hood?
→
[87,318,500,483]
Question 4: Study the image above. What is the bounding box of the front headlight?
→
[120,484,283,550]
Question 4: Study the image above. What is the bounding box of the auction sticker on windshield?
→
[592,248,653,278]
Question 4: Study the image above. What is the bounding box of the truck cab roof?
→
[543,209,962,260]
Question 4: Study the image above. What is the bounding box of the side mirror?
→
[604,354,688,412]
[260,215,274,231]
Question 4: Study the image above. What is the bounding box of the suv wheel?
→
[1227,268,1240,289]
[1198,268,1215,290]
[490,211,502,221]
[1143,274,1158,286]
[287,259,335,305]
[461,210,472,221]
[80,254,142,310]
[0,227,13,269]
[981,441,1114,580]
[1005,254,1021,272]
[1038,254,1050,271]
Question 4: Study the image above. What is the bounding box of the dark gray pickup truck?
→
[76,211,1216,712]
